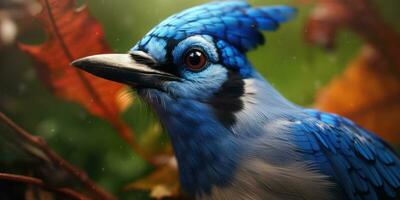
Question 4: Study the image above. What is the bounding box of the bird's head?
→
[72,2,297,194]
[72,1,296,127]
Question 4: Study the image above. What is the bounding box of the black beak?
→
[71,51,179,89]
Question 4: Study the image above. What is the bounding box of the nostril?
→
[130,51,157,66]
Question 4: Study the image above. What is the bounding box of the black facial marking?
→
[155,38,182,77]
[136,37,182,77]
[208,71,244,128]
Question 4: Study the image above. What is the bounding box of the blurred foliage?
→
[0,0,399,199]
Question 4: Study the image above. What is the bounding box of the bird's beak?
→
[71,52,179,89]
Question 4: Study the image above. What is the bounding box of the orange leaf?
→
[307,0,400,144]
[124,157,182,199]
[315,46,400,143]
[19,0,133,142]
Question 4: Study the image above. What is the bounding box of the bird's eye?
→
[184,49,208,71]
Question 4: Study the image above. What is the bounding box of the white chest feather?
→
[197,159,333,200]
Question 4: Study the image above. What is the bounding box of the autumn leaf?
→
[307,0,400,143]
[125,125,180,199]
[17,0,181,196]
[124,157,181,200]
[19,0,134,142]
[315,46,400,143]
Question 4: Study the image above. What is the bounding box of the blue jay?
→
[72,1,400,199]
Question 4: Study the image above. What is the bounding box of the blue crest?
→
[134,1,296,52]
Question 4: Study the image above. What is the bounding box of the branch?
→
[0,172,90,200]
[0,111,116,200]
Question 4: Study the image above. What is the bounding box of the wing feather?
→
[293,110,400,200]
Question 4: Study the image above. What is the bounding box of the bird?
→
[72,1,400,200]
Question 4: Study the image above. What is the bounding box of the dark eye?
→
[184,49,208,71]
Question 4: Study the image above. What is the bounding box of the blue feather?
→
[298,110,400,199]
[120,1,400,199]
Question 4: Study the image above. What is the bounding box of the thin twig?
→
[0,172,90,200]
[0,111,116,200]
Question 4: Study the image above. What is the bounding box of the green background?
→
[0,0,399,199]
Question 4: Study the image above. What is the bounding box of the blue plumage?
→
[299,110,400,199]
[72,1,400,199]
[133,1,296,67]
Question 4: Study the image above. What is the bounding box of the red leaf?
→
[19,0,133,142]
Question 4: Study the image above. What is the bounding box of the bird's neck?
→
[139,75,301,196]
[149,94,242,196]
